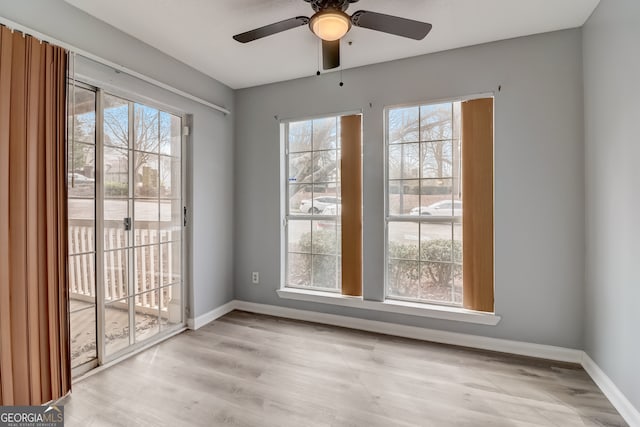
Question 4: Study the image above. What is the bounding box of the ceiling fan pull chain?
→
[316,38,321,76]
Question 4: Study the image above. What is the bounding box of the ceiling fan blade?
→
[233,16,310,43]
[322,39,340,70]
[351,10,432,40]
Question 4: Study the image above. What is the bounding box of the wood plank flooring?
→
[64,311,627,426]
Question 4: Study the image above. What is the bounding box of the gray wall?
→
[0,0,235,319]
[583,0,640,411]
[235,29,585,348]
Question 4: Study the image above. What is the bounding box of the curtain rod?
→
[0,16,231,116]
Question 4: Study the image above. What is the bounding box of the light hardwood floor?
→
[64,311,627,426]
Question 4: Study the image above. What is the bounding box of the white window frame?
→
[280,111,362,293]
[383,94,491,308]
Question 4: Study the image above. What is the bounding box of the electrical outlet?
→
[252,272,259,284]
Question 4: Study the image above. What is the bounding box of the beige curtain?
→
[0,26,70,405]
[461,98,494,313]
[340,115,362,296]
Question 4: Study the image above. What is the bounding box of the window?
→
[386,98,494,312]
[283,114,362,294]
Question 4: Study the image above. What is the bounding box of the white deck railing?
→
[69,220,177,311]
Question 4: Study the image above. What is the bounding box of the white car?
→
[410,200,462,216]
[321,204,341,215]
[299,196,341,214]
[316,204,342,230]
[68,172,95,184]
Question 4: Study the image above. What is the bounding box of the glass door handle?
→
[123,217,132,231]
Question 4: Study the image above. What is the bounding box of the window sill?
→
[276,288,501,326]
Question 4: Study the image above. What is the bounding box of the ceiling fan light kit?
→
[233,0,432,71]
[310,10,351,41]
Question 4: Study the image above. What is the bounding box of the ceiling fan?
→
[233,0,432,70]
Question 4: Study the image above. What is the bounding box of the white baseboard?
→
[187,300,236,330]
[233,300,583,364]
[581,353,640,427]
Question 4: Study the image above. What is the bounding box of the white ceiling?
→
[65,0,600,89]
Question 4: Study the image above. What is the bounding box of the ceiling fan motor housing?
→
[304,0,359,12]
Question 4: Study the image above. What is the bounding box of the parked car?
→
[321,204,341,216]
[68,172,95,184]
[299,196,341,214]
[410,200,462,216]
[316,204,342,230]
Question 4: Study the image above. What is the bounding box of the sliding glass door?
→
[101,92,184,359]
[68,83,185,373]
